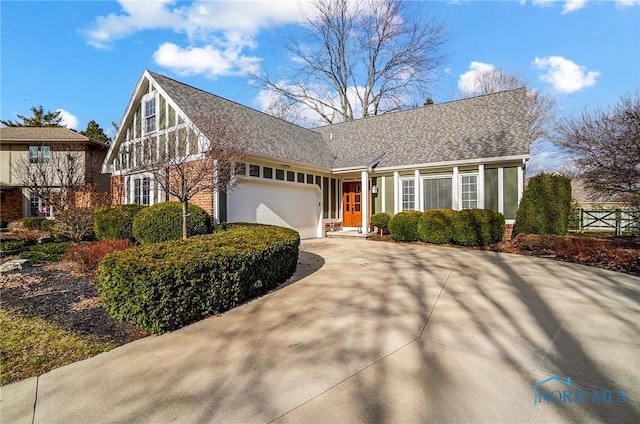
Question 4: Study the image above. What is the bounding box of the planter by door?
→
[342,182,362,227]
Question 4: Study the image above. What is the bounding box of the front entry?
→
[342,182,362,227]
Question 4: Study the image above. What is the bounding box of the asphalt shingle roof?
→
[149,72,335,168]
[314,88,529,169]
[0,127,90,142]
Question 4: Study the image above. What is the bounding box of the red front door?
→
[342,182,362,227]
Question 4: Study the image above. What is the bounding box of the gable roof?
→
[314,88,529,169]
[0,127,90,142]
[147,72,335,169]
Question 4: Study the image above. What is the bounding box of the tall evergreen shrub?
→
[515,173,572,235]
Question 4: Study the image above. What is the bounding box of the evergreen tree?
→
[81,120,110,143]
[1,105,64,127]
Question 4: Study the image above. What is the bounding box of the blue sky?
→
[1,0,639,169]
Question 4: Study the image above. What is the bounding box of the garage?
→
[227,181,321,239]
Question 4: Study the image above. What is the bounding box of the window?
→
[423,177,452,210]
[29,145,51,164]
[133,177,151,205]
[307,174,314,184]
[461,175,478,209]
[287,171,295,182]
[297,172,304,183]
[249,164,260,177]
[315,175,322,187]
[263,167,273,179]
[234,162,246,176]
[401,179,415,211]
[276,169,284,180]
[29,195,51,217]
[144,97,156,134]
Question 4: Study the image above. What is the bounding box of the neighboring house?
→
[0,127,110,222]
[571,178,630,209]
[102,70,529,239]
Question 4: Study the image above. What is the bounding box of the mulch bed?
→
[0,260,148,344]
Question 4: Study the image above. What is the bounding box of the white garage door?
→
[227,181,320,239]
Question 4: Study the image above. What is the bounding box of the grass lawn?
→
[0,308,116,385]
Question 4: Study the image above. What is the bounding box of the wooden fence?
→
[575,208,640,235]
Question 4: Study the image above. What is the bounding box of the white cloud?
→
[562,0,587,13]
[153,42,260,77]
[533,56,599,93]
[56,109,78,129]
[528,0,639,13]
[457,61,495,94]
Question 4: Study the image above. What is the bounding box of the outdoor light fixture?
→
[371,185,378,194]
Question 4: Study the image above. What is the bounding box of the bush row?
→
[387,209,505,246]
[96,224,300,334]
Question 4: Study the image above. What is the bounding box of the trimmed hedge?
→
[370,213,392,229]
[388,211,422,242]
[418,209,457,244]
[132,201,210,244]
[96,224,300,334]
[94,204,146,241]
[516,173,572,235]
[452,209,505,246]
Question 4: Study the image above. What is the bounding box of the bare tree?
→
[12,143,90,214]
[554,90,640,209]
[140,113,250,239]
[459,68,556,156]
[254,0,447,125]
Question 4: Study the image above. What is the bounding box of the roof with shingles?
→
[0,127,90,142]
[314,88,529,169]
[148,72,335,168]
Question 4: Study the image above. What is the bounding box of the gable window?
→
[144,97,156,134]
[401,178,415,211]
[423,177,452,210]
[461,175,478,209]
[29,145,51,164]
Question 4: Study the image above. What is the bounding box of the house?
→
[0,127,110,222]
[102,70,529,239]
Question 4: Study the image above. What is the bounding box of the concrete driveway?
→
[2,238,639,423]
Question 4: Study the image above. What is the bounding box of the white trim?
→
[361,171,369,234]
[399,176,416,212]
[498,167,504,214]
[459,173,479,210]
[372,155,530,173]
[477,164,485,209]
[452,166,459,210]
[394,171,399,214]
[414,169,421,211]
[381,176,386,213]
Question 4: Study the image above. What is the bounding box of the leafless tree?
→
[253,0,447,125]
[12,143,97,214]
[140,113,250,239]
[459,68,557,157]
[554,90,640,209]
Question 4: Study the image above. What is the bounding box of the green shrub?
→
[97,225,300,334]
[418,209,457,244]
[213,222,262,232]
[516,173,572,235]
[452,209,505,246]
[370,213,392,229]
[19,217,48,230]
[94,204,145,241]
[388,211,422,242]
[0,239,36,256]
[40,219,56,232]
[20,242,71,263]
[132,202,210,244]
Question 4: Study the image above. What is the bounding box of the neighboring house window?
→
[29,145,51,164]
[401,179,415,211]
[133,177,151,206]
[29,195,51,217]
[461,175,478,209]
[144,97,157,134]
[423,177,452,210]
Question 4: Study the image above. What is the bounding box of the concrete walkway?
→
[2,238,639,423]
